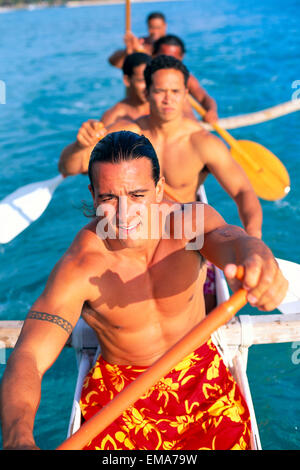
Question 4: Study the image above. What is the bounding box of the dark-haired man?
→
[93,52,198,131]
[59,56,262,241]
[101,52,152,127]
[1,131,288,450]
[153,34,218,123]
[108,12,167,69]
[58,53,152,156]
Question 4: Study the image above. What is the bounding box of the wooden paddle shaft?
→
[57,285,247,450]
[188,95,261,172]
[125,0,131,31]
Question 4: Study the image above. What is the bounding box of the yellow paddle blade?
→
[230,140,290,201]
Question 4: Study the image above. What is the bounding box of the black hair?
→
[144,55,190,90]
[122,52,152,78]
[153,34,186,56]
[88,131,160,191]
[147,12,166,23]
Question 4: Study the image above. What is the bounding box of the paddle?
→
[57,268,247,450]
[125,0,131,31]
[0,174,65,244]
[188,94,291,201]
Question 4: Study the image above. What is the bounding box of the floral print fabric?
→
[80,338,251,450]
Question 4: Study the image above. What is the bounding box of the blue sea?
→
[0,0,299,450]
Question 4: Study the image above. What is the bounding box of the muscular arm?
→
[200,205,265,269]
[100,103,128,128]
[108,33,145,69]
[188,74,218,123]
[58,118,140,176]
[182,202,287,311]
[58,141,92,176]
[194,132,263,238]
[108,49,127,69]
[201,212,287,311]
[0,253,88,449]
[58,119,106,176]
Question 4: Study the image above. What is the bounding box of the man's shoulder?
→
[189,126,225,156]
[101,101,128,125]
[187,74,205,93]
[62,221,107,271]
[110,99,130,113]
[111,100,143,120]
[107,117,142,135]
[135,115,151,131]
[161,200,212,248]
[182,118,209,142]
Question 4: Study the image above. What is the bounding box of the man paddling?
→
[58,55,262,240]
[67,52,152,147]
[108,12,167,69]
[99,52,199,128]
[58,55,262,312]
[0,131,288,450]
[153,34,218,123]
[101,52,152,127]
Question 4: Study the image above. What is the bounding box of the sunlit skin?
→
[147,18,167,43]
[0,156,288,450]
[108,18,167,68]
[156,44,183,60]
[101,64,150,127]
[154,43,218,123]
[124,64,148,104]
[147,68,188,123]
[58,68,263,238]
[101,63,197,127]
[89,159,165,249]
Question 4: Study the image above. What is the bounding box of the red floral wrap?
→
[80,338,251,450]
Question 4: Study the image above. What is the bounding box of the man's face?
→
[156,44,184,61]
[89,158,164,249]
[124,63,148,103]
[148,68,187,122]
[147,18,167,41]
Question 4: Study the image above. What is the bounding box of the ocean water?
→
[0,0,299,450]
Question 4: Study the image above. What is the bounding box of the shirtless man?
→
[153,34,218,123]
[58,55,262,239]
[108,12,167,69]
[0,131,288,450]
[101,52,152,127]
[109,32,217,123]
[92,51,199,129]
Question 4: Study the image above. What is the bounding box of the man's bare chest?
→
[145,132,204,184]
[85,246,205,325]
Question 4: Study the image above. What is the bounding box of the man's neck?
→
[126,91,148,110]
[148,113,185,138]
[105,236,161,265]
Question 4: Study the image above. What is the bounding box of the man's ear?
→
[123,75,130,88]
[88,184,97,207]
[88,183,94,196]
[155,176,165,203]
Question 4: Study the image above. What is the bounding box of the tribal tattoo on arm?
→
[27,310,73,335]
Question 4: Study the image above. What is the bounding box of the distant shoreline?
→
[0,0,183,13]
